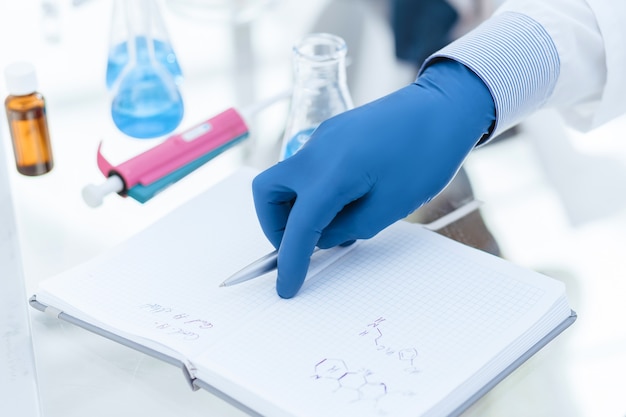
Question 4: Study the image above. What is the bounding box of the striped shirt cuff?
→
[421,11,560,141]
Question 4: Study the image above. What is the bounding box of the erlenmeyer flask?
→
[280,33,354,160]
[107,0,184,139]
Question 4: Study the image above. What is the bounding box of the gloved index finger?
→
[275,192,349,299]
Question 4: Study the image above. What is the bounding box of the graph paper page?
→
[194,221,570,417]
[35,168,571,417]
[37,168,273,359]
[35,168,358,360]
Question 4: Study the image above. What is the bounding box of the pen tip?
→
[219,282,225,287]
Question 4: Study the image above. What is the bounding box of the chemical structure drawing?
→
[313,358,389,403]
[310,318,422,413]
[312,358,418,413]
[398,348,420,374]
[359,317,421,374]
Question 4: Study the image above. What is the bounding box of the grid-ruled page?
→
[194,221,570,417]
[36,168,280,359]
[35,167,572,417]
[36,167,369,361]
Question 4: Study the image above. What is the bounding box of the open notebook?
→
[31,167,576,417]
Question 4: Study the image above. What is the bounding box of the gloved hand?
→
[253,59,495,298]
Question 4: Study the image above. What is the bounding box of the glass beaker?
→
[107,0,184,139]
[279,33,354,160]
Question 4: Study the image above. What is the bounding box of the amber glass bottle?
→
[4,62,54,176]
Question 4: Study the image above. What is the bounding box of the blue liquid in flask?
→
[283,127,316,159]
[106,37,183,89]
[108,37,184,139]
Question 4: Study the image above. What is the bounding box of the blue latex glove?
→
[253,59,495,298]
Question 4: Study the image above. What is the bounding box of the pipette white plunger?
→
[82,175,124,208]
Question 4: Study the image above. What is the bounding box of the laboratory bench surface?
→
[2,1,626,417]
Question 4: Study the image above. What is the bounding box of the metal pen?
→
[219,200,482,288]
[219,247,321,287]
[219,250,278,287]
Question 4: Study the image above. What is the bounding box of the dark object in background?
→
[391,0,459,66]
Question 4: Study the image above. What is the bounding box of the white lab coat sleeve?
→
[419,0,626,139]
[577,0,626,128]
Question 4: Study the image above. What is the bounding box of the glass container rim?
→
[292,33,348,63]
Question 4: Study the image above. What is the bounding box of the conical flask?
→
[107,0,184,139]
[280,33,354,160]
